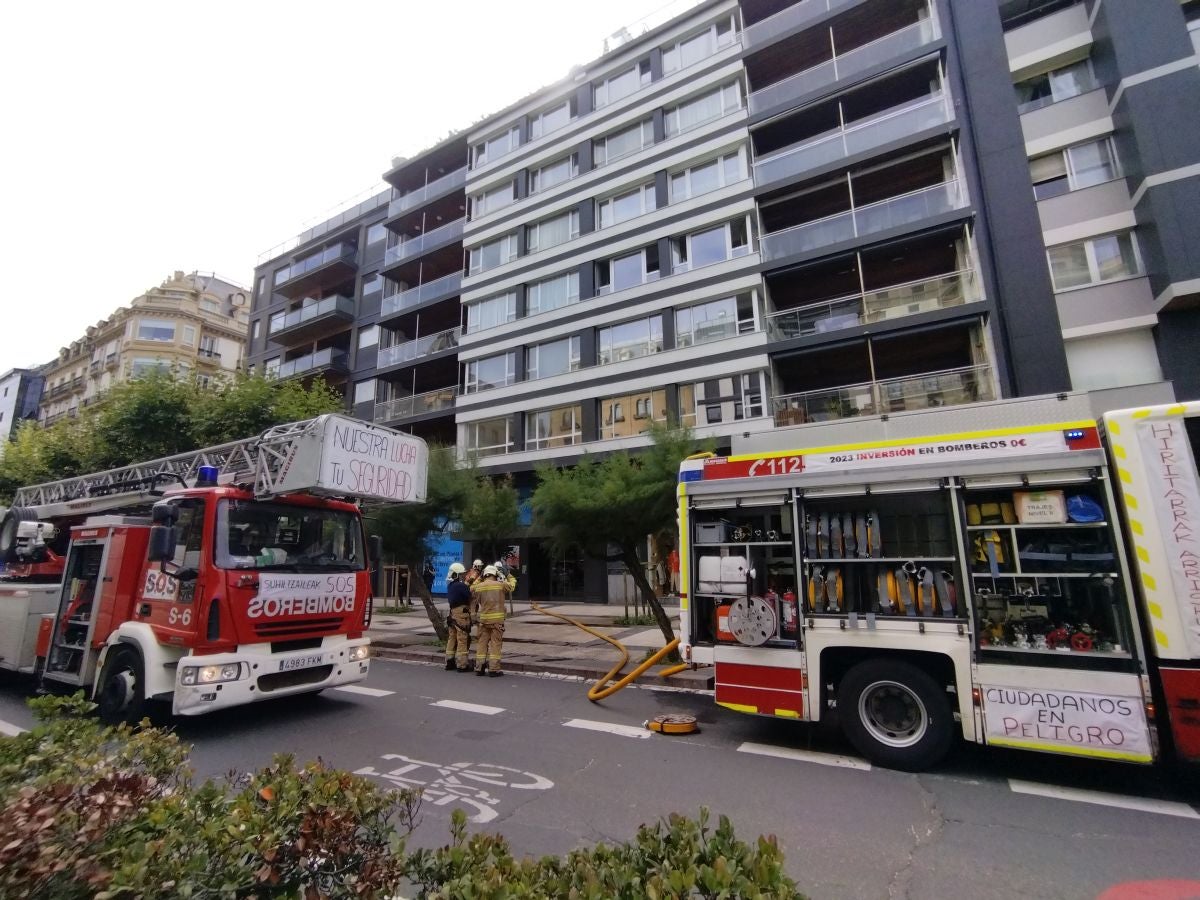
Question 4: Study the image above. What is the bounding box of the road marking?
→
[1009,780,1200,819]
[0,719,27,737]
[736,741,872,771]
[332,685,395,698]
[563,718,652,740]
[431,699,506,716]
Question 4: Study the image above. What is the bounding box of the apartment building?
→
[0,368,46,457]
[39,272,250,426]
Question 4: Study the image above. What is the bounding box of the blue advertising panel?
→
[427,529,464,596]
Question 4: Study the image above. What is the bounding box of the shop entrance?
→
[528,540,588,601]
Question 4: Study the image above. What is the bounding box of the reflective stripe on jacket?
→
[471,579,510,622]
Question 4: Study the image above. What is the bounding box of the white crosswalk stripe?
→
[0,719,28,737]
[563,718,652,739]
[432,699,506,716]
[737,741,871,770]
[1008,780,1200,819]
[332,685,395,698]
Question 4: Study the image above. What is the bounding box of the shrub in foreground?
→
[0,695,803,899]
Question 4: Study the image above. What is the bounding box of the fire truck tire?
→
[0,507,37,563]
[96,647,146,725]
[837,660,954,772]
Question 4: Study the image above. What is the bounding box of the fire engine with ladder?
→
[0,414,427,723]
[677,393,1200,771]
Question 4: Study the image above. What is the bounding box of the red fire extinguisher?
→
[780,588,798,639]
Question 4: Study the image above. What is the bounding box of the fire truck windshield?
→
[215,500,365,571]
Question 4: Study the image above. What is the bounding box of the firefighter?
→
[444,562,473,672]
[464,559,484,587]
[471,564,512,677]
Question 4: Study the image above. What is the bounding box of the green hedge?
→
[0,695,804,899]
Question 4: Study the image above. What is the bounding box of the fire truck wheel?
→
[837,660,953,772]
[96,647,145,725]
[0,507,37,563]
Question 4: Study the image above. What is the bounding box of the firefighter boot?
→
[475,661,488,676]
[444,657,456,670]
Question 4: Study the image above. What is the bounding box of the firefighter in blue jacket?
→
[444,562,473,671]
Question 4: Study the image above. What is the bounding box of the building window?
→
[678,372,765,427]
[358,324,379,349]
[593,60,651,108]
[593,120,654,167]
[366,222,387,245]
[361,272,381,296]
[251,320,261,343]
[354,379,376,405]
[662,16,737,73]
[200,299,220,314]
[526,336,581,380]
[597,183,656,229]
[526,404,583,449]
[468,233,520,274]
[664,82,743,138]
[530,98,574,139]
[466,291,518,333]
[526,271,580,315]
[131,358,170,378]
[255,275,267,304]
[671,218,750,273]
[472,125,520,168]
[669,149,746,202]
[528,153,578,195]
[465,417,513,457]
[182,325,196,346]
[675,294,756,347]
[471,180,518,219]
[596,246,660,294]
[600,389,666,439]
[1030,138,1120,200]
[1047,231,1142,291]
[527,210,580,253]
[199,336,218,358]
[137,319,176,342]
[265,357,280,378]
[598,315,664,365]
[464,351,517,393]
[1015,59,1096,113]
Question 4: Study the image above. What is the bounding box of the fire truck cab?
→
[678,393,1168,771]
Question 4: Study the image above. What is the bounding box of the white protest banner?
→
[981,685,1151,761]
[248,573,358,619]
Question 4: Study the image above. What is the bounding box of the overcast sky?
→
[0,0,692,371]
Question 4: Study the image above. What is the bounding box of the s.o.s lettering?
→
[142,570,179,601]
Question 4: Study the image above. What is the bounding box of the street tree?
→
[367,447,475,642]
[531,423,706,645]
[460,474,520,564]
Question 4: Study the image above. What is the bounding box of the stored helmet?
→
[482,565,498,577]
[448,562,466,578]
[473,559,483,568]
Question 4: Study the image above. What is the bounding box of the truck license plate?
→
[279,653,323,672]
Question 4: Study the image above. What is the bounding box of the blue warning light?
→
[1064,429,1086,441]
[196,465,220,486]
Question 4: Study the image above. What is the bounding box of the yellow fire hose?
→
[530,600,691,701]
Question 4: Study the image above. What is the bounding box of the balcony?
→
[275,348,349,381]
[89,359,102,374]
[388,168,468,217]
[268,295,356,343]
[753,93,954,191]
[376,326,460,369]
[745,0,863,52]
[373,386,459,424]
[749,18,940,119]
[381,272,462,318]
[273,242,357,298]
[105,352,118,370]
[769,269,981,339]
[196,347,223,362]
[383,218,465,267]
[772,364,994,425]
[761,180,967,264]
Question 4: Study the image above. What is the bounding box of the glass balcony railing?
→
[772,364,994,425]
[744,0,861,51]
[268,295,355,335]
[276,348,349,380]
[273,242,356,287]
[383,218,465,266]
[376,326,460,369]
[381,272,463,317]
[373,386,459,423]
[388,168,468,217]
[761,179,966,262]
[769,269,981,340]
[754,94,953,189]
[675,316,759,349]
[749,19,939,116]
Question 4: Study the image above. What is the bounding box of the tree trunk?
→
[407,561,448,643]
[621,545,674,645]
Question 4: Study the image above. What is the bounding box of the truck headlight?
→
[180,663,242,686]
[348,645,370,662]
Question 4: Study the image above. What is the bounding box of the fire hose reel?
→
[728,595,777,647]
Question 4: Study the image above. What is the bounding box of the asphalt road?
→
[2,660,1200,899]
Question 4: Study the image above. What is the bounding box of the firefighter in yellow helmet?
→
[444,562,473,672]
[470,564,513,677]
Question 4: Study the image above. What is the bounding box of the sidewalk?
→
[367,599,713,689]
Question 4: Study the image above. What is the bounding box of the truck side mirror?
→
[368,535,384,572]
[148,525,178,563]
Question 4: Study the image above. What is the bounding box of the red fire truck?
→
[0,414,427,723]
[677,393,1200,771]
